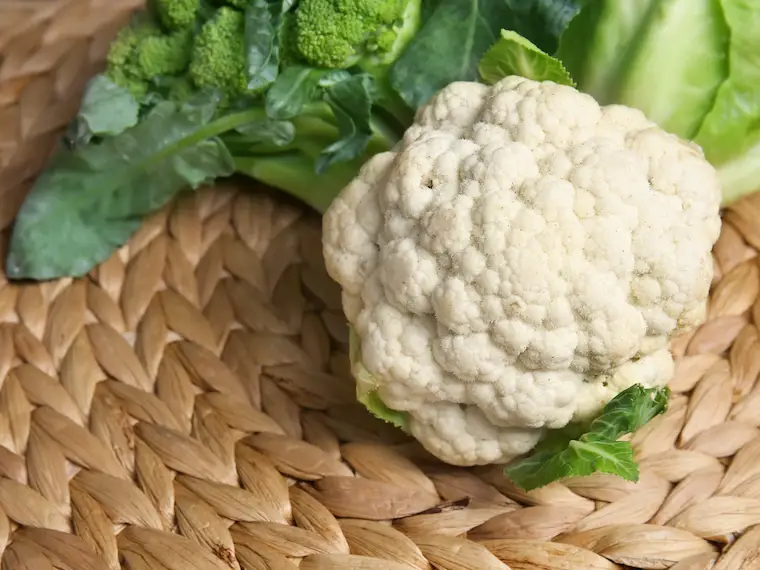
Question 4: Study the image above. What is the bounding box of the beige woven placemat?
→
[0,179,758,570]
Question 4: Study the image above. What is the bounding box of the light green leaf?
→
[505,384,670,491]
[693,0,760,204]
[349,328,409,432]
[479,29,574,85]
[557,0,729,139]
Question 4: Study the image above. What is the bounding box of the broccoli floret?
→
[188,7,248,101]
[105,15,164,98]
[153,0,200,30]
[106,15,161,74]
[293,0,422,73]
[105,11,196,100]
[136,29,193,78]
[278,10,304,67]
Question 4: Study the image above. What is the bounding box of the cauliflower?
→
[322,76,722,467]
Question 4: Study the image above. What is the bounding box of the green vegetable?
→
[389,0,585,108]
[7,0,594,279]
[505,385,670,491]
[153,0,200,30]
[293,0,422,72]
[9,0,729,490]
[64,75,140,148]
[555,0,760,204]
[7,92,238,280]
[479,29,574,86]
[350,328,409,432]
[692,0,760,204]
[189,7,249,100]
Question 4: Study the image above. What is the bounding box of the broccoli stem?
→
[231,118,396,213]
[233,153,361,213]
[224,102,400,213]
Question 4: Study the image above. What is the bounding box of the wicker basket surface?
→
[2,1,760,569]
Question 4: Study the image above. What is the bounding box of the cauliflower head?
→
[322,76,722,467]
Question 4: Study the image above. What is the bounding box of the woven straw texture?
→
[0,0,142,230]
[3,2,760,570]
[0,185,755,570]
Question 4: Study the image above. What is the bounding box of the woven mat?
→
[1,181,759,570]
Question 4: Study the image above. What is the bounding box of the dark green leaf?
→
[65,74,140,147]
[315,74,375,174]
[505,384,670,491]
[500,0,587,54]
[265,66,327,119]
[389,0,585,109]
[478,29,575,85]
[244,0,286,91]
[5,93,253,281]
[389,0,511,108]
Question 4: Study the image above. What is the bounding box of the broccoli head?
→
[188,7,248,101]
[105,11,195,100]
[137,29,193,78]
[153,0,200,30]
[105,15,163,99]
[293,0,422,73]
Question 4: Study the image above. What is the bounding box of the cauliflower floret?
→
[322,76,722,466]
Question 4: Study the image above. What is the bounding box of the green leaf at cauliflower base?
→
[5,92,265,281]
[478,29,575,86]
[349,327,409,432]
[505,384,670,491]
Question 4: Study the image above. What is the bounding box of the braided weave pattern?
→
[0,183,756,569]
[0,0,142,229]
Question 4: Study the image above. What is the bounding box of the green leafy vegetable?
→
[6,93,244,280]
[244,0,286,91]
[479,29,574,86]
[72,75,141,140]
[553,0,760,203]
[264,65,326,118]
[389,0,512,108]
[316,74,376,174]
[499,0,588,54]
[692,0,760,204]
[505,385,670,491]
[557,0,729,139]
[389,0,584,108]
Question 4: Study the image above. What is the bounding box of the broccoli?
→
[293,0,422,74]
[188,7,248,101]
[104,14,163,98]
[153,0,200,30]
[137,30,193,78]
